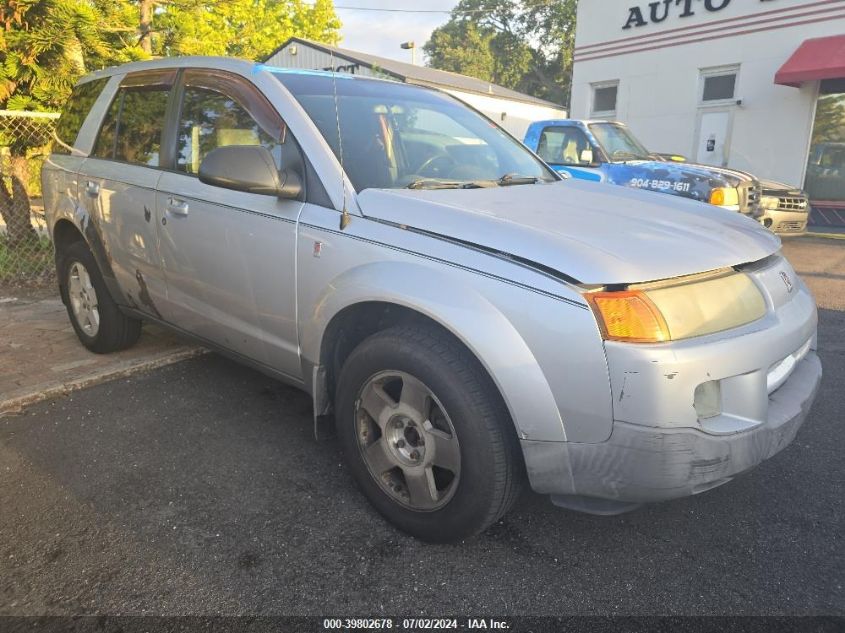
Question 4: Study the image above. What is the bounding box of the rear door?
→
[155,69,304,379]
[76,70,174,317]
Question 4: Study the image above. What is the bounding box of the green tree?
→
[0,0,144,246]
[152,0,341,60]
[423,0,577,106]
[0,0,340,247]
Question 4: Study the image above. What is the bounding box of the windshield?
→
[588,122,651,162]
[272,71,557,191]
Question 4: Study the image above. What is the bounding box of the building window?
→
[804,79,845,203]
[591,81,618,117]
[700,66,739,104]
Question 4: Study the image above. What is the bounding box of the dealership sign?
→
[623,0,776,30]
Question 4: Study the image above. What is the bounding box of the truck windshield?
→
[272,71,557,191]
[588,122,651,162]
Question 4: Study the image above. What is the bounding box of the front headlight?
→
[586,271,767,343]
[760,195,780,210]
[709,187,740,207]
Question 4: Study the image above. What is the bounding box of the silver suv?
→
[42,57,822,542]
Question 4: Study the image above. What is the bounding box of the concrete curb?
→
[808,232,845,241]
[0,346,206,417]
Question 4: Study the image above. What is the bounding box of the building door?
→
[695,110,732,167]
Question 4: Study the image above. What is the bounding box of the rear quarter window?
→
[92,81,171,167]
[53,78,109,155]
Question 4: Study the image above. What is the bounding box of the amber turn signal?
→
[709,187,739,207]
[586,290,671,343]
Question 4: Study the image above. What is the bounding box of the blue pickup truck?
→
[523,119,764,217]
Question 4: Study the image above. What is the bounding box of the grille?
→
[776,196,809,212]
[777,221,805,232]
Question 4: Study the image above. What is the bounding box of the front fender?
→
[299,261,568,442]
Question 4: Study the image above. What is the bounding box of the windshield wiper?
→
[406,174,539,190]
[610,151,649,163]
[497,173,539,186]
[406,179,489,190]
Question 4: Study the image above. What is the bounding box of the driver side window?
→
[176,71,287,175]
[537,127,594,167]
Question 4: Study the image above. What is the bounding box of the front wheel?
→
[335,325,523,542]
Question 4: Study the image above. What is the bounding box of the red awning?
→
[775,34,845,87]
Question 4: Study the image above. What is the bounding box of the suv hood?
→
[357,179,781,285]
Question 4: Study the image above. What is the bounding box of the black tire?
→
[58,240,142,354]
[335,324,524,542]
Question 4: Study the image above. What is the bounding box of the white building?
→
[263,37,568,139]
[571,0,845,223]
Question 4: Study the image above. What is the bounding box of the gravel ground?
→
[0,238,843,617]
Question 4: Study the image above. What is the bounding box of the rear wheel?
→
[335,325,523,542]
[58,240,141,353]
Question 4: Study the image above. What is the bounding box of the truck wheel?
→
[335,325,523,542]
[58,240,141,353]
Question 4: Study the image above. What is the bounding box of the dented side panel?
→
[75,158,166,317]
[296,204,614,444]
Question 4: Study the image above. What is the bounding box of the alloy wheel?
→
[68,261,100,337]
[354,371,461,511]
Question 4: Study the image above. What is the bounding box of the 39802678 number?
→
[322,618,394,629]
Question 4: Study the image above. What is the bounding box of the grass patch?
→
[0,237,54,286]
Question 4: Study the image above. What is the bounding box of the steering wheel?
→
[416,153,457,178]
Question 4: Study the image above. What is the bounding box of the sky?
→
[334,1,460,64]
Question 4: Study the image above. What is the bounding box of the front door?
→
[695,110,732,167]
[155,69,304,379]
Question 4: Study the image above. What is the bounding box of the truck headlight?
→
[709,187,740,207]
[760,195,780,210]
[586,271,766,343]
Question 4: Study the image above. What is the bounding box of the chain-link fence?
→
[0,110,59,288]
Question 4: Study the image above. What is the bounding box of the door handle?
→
[166,197,189,217]
[85,181,100,197]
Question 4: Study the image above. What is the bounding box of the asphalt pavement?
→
[1,241,843,617]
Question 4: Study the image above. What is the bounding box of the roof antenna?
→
[330,48,351,230]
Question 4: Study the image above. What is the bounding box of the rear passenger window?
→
[175,71,286,175]
[54,78,108,154]
[92,71,173,167]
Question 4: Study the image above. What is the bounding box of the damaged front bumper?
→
[522,255,822,512]
[522,352,821,507]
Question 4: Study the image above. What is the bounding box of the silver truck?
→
[42,57,822,542]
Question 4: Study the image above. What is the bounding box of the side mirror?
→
[198,145,302,200]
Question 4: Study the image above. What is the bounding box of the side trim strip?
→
[121,307,305,386]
